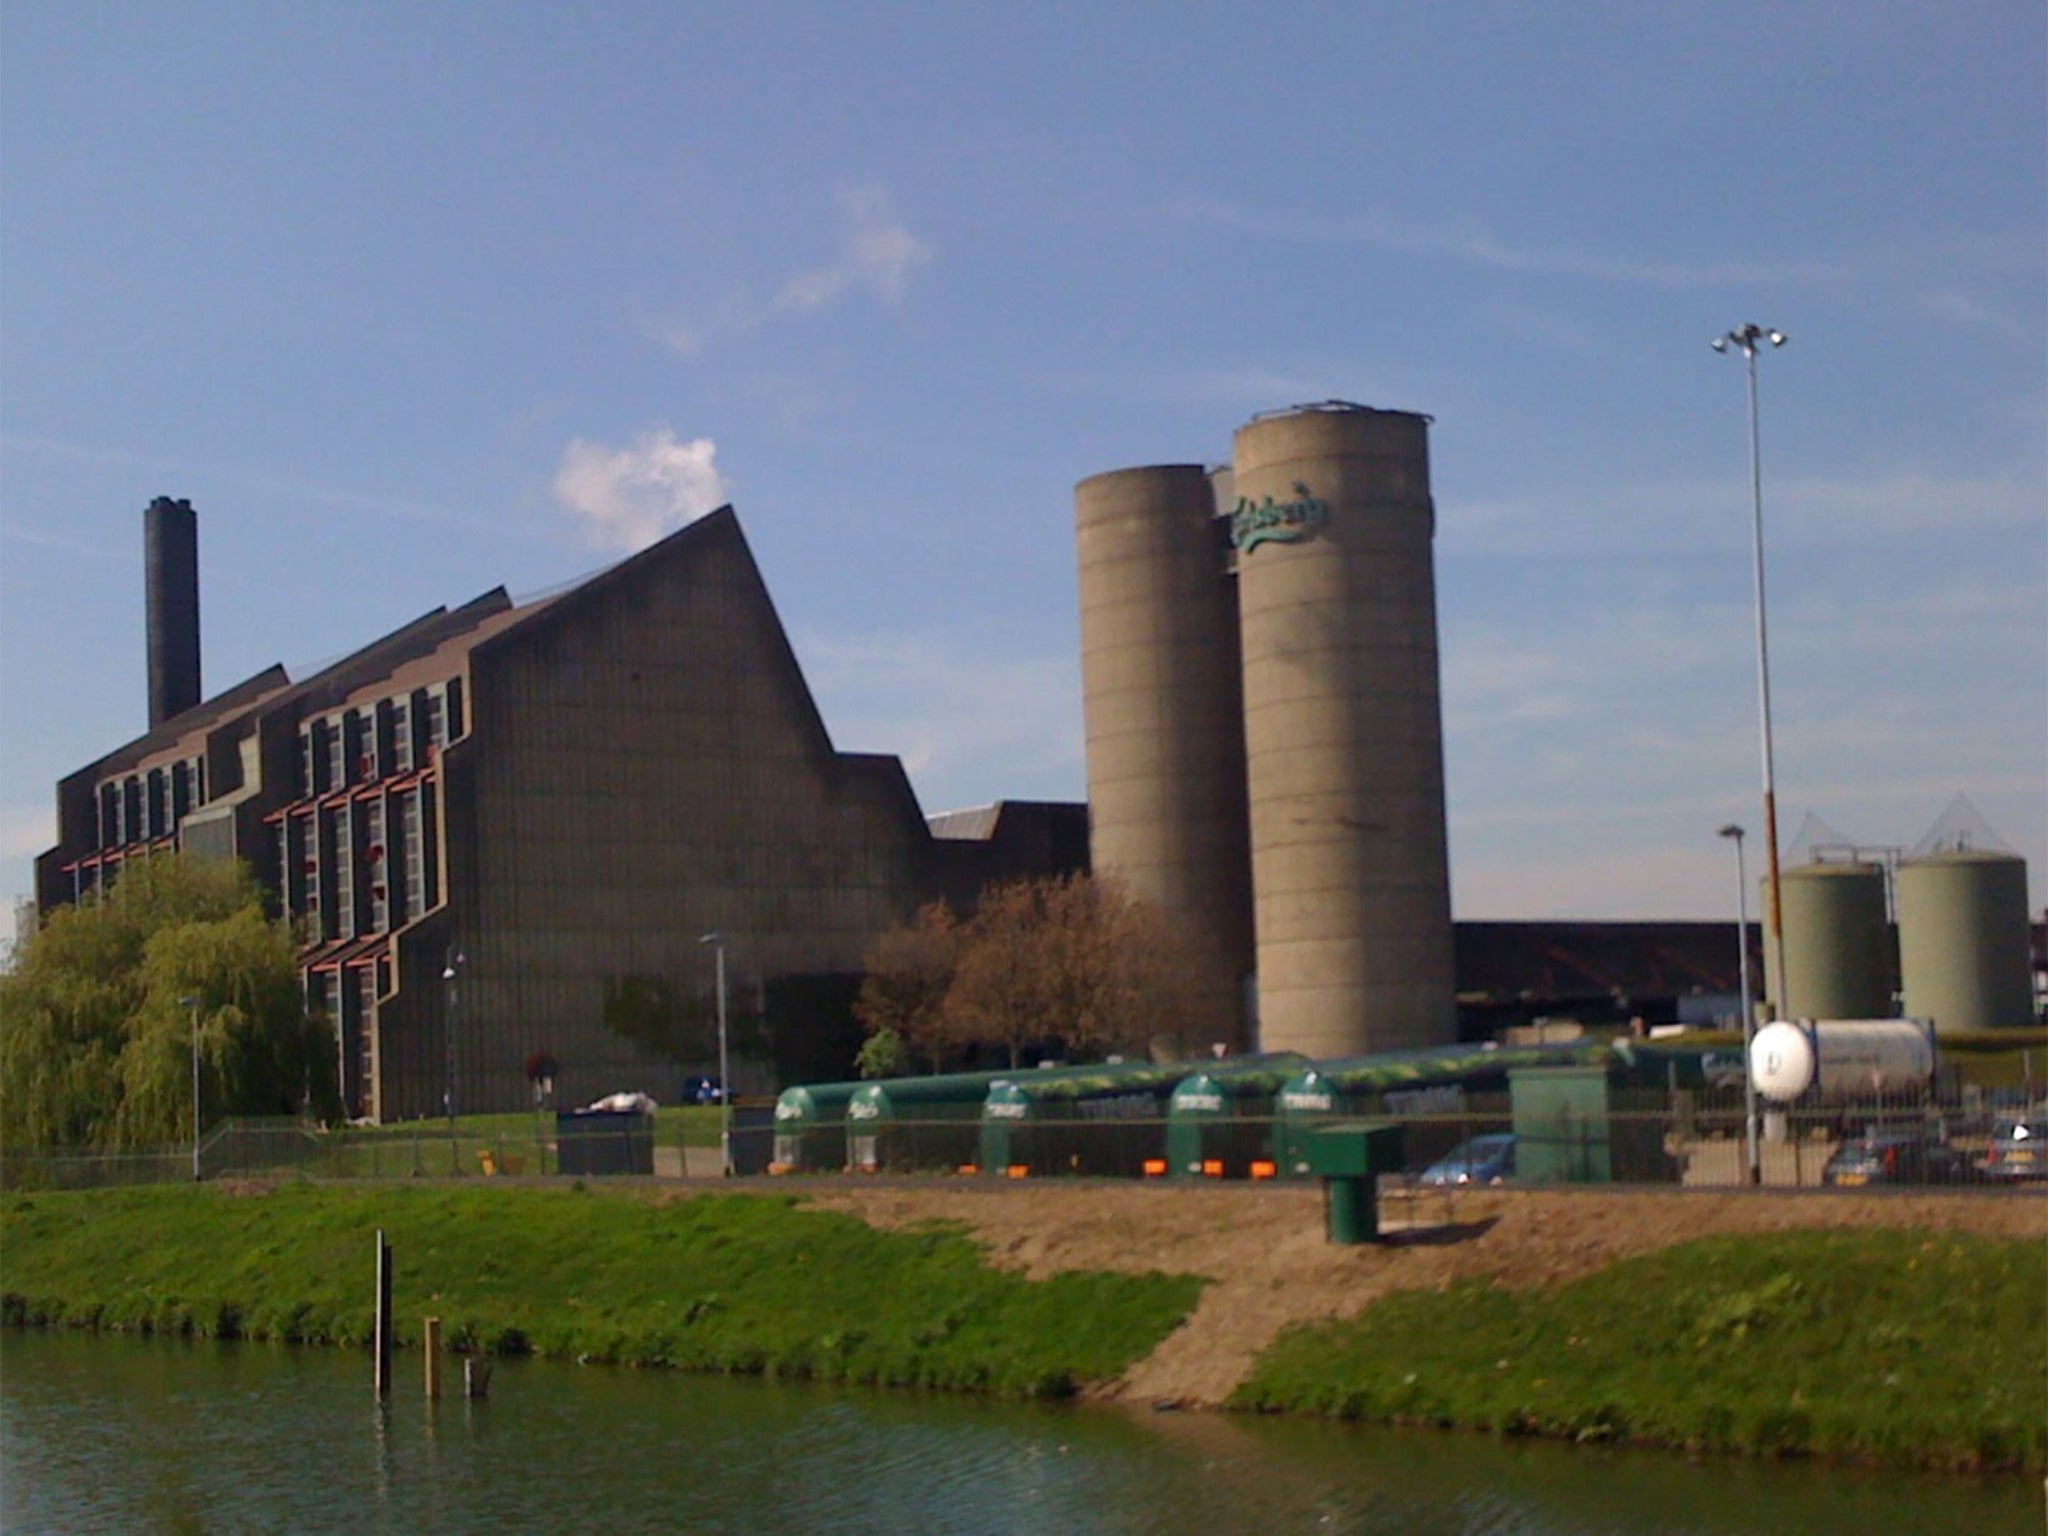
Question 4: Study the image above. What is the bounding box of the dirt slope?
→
[802,1181,2046,1408]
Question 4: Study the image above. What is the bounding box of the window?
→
[362,798,388,933]
[324,718,345,795]
[147,768,168,839]
[332,804,354,941]
[391,696,413,773]
[121,778,143,846]
[299,728,317,797]
[423,688,446,755]
[399,790,425,923]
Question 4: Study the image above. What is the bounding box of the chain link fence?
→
[4,1082,2039,1193]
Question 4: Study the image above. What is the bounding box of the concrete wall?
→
[1230,404,1455,1057]
[1075,465,1253,1045]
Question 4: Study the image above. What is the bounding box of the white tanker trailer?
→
[1746,1018,1937,1103]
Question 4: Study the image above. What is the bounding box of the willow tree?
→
[0,854,338,1149]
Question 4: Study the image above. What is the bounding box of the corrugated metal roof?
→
[927,804,1002,841]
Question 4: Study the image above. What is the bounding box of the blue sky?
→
[3,2,2042,945]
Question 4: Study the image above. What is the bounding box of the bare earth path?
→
[799,1182,2046,1408]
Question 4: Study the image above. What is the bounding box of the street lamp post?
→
[1712,323,1791,1026]
[1718,825,1761,1186]
[442,948,465,1172]
[698,933,731,1178]
[179,995,203,1182]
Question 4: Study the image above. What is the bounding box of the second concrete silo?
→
[1897,849,2033,1032]
[1763,860,1895,1020]
[1229,403,1455,1058]
[1075,465,1255,1049]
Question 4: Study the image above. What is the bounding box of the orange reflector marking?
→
[1142,1159,1167,1177]
[957,1164,980,1176]
[1249,1160,1277,1180]
[1201,1160,1224,1178]
[1006,1164,1030,1179]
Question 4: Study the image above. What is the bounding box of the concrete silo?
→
[1762,861,1894,1020]
[1075,465,1255,1048]
[1897,850,2033,1032]
[1229,404,1455,1057]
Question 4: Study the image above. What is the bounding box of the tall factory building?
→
[1075,466,1254,1048]
[1230,403,1456,1057]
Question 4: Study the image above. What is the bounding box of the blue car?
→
[1419,1133,1516,1186]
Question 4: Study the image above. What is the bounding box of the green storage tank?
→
[1276,1068,1340,1178]
[1897,849,2033,1033]
[771,1082,864,1172]
[843,1069,1018,1172]
[1163,1055,1306,1178]
[1765,860,1894,1021]
[975,1061,1191,1177]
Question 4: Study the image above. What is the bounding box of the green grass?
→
[0,1183,1201,1399]
[1232,1228,2045,1472]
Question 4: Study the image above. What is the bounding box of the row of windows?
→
[94,755,206,851]
[298,680,465,800]
[280,782,439,945]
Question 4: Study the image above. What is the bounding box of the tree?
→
[852,901,964,1069]
[0,854,339,1149]
[854,875,1237,1071]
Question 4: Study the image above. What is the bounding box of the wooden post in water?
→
[373,1230,393,1400]
[423,1316,442,1400]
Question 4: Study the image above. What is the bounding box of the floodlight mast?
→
[1713,324,1791,1030]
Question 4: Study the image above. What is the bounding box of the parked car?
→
[1822,1126,1974,1187]
[1419,1133,1516,1186]
[1979,1110,2048,1182]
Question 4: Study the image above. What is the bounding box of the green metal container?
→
[1303,1120,1406,1243]
[1165,1074,1229,1176]
[771,1081,863,1172]
[1509,1065,1611,1183]
[1276,1068,1339,1177]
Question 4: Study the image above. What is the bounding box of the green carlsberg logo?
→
[1228,481,1329,552]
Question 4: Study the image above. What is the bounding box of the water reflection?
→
[1,1332,2029,1536]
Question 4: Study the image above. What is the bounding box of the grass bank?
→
[1231,1227,2044,1472]
[0,1182,1200,1399]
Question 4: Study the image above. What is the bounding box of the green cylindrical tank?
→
[1897,850,2033,1032]
[1164,1073,1229,1175]
[975,1061,1192,1177]
[771,1082,864,1172]
[844,1069,1017,1171]
[1163,1054,1305,1177]
[1276,1068,1339,1177]
[1763,861,1894,1020]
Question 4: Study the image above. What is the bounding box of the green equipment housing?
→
[1301,1120,1406,1243]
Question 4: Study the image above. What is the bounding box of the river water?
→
[1,1331,2033,1535]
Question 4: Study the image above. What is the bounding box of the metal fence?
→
[4,1082,2039,1193]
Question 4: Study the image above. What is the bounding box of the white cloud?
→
[774,184,931,316]
[552,429,730,553]
[1151,198,2039,294]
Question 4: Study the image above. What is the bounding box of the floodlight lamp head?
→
[698,932,722,947]
[1718,824,1745,841]
[1766,329,1786,347]
[178,994,201,1008]
[1710,337,1730,353]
